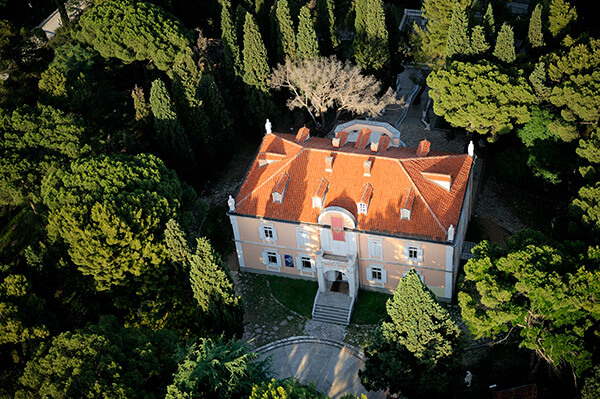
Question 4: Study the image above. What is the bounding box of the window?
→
[264,226,274,239]
[296,228,311,250]
[259,223,277,242]
[371,267,383,281]
[301,256,312,269]
[358,202,367,215]
[368,239,383,260]
[267,251,278,265]
[408,246,418,259]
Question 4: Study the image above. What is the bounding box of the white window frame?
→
[403,243,423,263]
[296,227,311,250]
[258,223,277,243]
[366,264,387,288]
[368,238,383,260]
[262,249,281,272]
[296,253,315,277]
[358,202,367,215]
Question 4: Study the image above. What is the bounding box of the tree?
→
[470,25,489,55]
[17,316,177,399]
[273,0,296,62]
[547,39,600,142]
[483,3,495,37]
[165,337,268,399]
[582,366,600,399]
[242,12,272,129]
[528,4,544,48]
[296,5,319,61]
[149,78,196,172]
[427,61,535,140]
[0,19,18,59]
[529,62,551,102]
[54,0,70,28]
[271,56,399,134]
[0,104,89,209]
[131,85,151,121]
[0,266,49,346]
[548,0,577,38]
[414,0,472,65]
[446,4,471,60]
[360,270,463,398]
[353,0,389,73]
[517,107,558,147]
[190,238,243,337]
[77,0,192,71]
[220,1,242,79]
[317,0,340,55]
[249,379,327,398]
[458,229,600,378]
[570,182,600,235]
[41,154,184,291]
[493,23,516,63]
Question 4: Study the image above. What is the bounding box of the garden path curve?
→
[256,336,384,399]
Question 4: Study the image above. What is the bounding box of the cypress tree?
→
[528,3,544,48]
[483,3,495,37]
[529,62,551,102]
[446,4,471,60]
[220,1,243,79]
[274,0,297,62]
[149,79,195,171]
[317,0,340,55]
[548,0,577,38]
[493,23,516,63]
[360,270,463,397]
[198,74,233,151]
[296,5,319,60]
[242,12,272,129]
[470,25,489,54]
[353,0,389,73]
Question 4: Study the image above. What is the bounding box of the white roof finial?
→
[468,141,474,157]
[265,119,272,135]
[448,224,455,242]
[227,195,235,212]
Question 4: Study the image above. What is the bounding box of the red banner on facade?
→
[331,217,345,241]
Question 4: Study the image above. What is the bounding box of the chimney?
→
[325,156,333,172]
[295,126,310,143]
[370,142,379,152]
[378,135,391,152]
[355,128,371,149]
[312,177,329,209]
[332,131,348,148]
[416,139,431,157]
[363,160,372,177]
[272,173,289,203]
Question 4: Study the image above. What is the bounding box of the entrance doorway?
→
[330,271,349,294]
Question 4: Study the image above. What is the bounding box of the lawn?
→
[266,275,318,318]
[350,290,392,325]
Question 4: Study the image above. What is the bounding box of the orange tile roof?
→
[235,132,473,242]
[494,384,537,399]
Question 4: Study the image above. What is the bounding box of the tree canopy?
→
[78,0,192,71]
[458,229,600,377]
[427,61,535,139]
[41,154,184,291]
[353,0,389,73]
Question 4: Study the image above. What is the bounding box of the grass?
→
[350,290,392,325]
[265,275,318,318]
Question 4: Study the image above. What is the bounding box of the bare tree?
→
[271,56,402,135]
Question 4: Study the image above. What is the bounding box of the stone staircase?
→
[311,291,353,325]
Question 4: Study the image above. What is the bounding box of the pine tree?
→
[274,0,296,62]
[190,238,244,337]
[317,0,340,55]
[493,23,516,63]
[528,3,544,48]
[529,62,551,101]
[353,0,389,73]
[149,78,195,170]
[360,270,463,397]
[242,12,272,130]
[483,3,495,37]
[446,4,471,59]
[296,6,319,60]
[548,0,577,38]
[220,1,243,79]
[470,25,489,54]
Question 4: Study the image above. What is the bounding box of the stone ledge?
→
[256,335,365,361]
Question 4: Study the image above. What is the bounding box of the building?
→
[227,123,474,324]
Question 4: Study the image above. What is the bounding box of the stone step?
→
[314,306,350,318]
[314,303,351,312]
[312,308,350,325]
[312,314,349,325]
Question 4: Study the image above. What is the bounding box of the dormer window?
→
[401,188,415,220]
[312,177,329,209]
[272,173,289,203]
[357,183,373,215]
